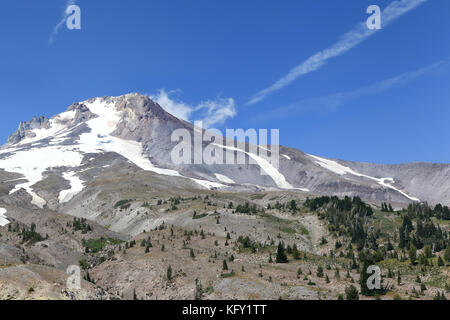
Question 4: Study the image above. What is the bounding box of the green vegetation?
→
[276,242,288,263]
[82,237,123,253]
[20,223,45,245]
[235,202,258,214]
[114,199,132,210]
[250,193,266,200]
[304,195,449,298]
[193,212,208,220]
[71,217,92,234]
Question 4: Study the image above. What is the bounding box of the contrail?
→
[49,0,77,45]
[247,0,429,105]
[252,59,447,121]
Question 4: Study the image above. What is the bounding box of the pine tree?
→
[167,265,173,281]
[316,266,324,278]
[222,260,228,271]
[292,244,300,260]
[345,285,359,300]
[409,245,417,265]
[275,242,288,263]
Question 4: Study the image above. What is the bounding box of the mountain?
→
[0,93,448,216]
[1,93,449,300]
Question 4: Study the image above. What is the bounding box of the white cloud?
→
[256,59,447,120]
[247,0,428,105]
[150,89,194,121]
[49,0,76,45]
[150,89,236,128]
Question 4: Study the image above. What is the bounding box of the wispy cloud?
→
[254,59,447,121]
[150,89,236,128]
[247,0,429,105]
[49,0,77,45]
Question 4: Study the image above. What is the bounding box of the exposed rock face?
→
[68,102,96,125]
[6,116,49,145]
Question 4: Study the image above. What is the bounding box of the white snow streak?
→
[309,154,420,201]
[212,143,294,189]
[0,208,9,227]
[191,179,225,189]
[214,173,235,184]
[59,171,84,203]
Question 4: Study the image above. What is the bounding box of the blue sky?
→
[0,0,449,164]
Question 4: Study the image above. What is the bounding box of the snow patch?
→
[282,154,291,160]
[59,172,84,203]
[0,208,9,227]
[214,173,235,184]
[191,179,225,189]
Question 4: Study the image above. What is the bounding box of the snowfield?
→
[0,146,84,207]
[309,154,420,202]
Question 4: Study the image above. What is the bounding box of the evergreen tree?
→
[345,285,359,300]
[316,266,324,278]
[275,242,288,263]
[292,244,300,260]
[167,265,173,281]
[409,245,417,265]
